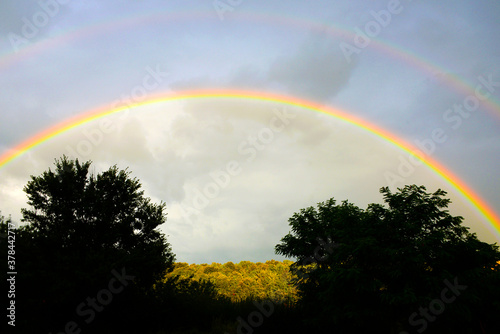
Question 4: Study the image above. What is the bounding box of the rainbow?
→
[0,89,499,240]
[1,11,500,120]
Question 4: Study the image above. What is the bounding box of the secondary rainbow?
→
[0,89,499,240]
[2,11,500,120]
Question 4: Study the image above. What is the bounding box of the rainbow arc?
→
[0,89,499,240]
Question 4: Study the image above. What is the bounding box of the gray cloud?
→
[169,29,358,102]
[266,31,358,101]
[0,0,73,51]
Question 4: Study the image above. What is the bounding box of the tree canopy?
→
[164,260,299,303]
[14,156,175,333]
[276,185,500,333]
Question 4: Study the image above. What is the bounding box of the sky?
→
[0,0,499,264]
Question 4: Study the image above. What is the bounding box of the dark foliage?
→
[12,156,175,333]
[4,164,500,334]
[276,185,500,333]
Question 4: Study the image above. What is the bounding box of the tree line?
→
[165,260,299,303]
[1,156,499,333]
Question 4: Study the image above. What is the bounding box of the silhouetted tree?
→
[16,156,175,333]
[276,185,500,333]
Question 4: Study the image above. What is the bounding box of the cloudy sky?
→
[1,0,499,264]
